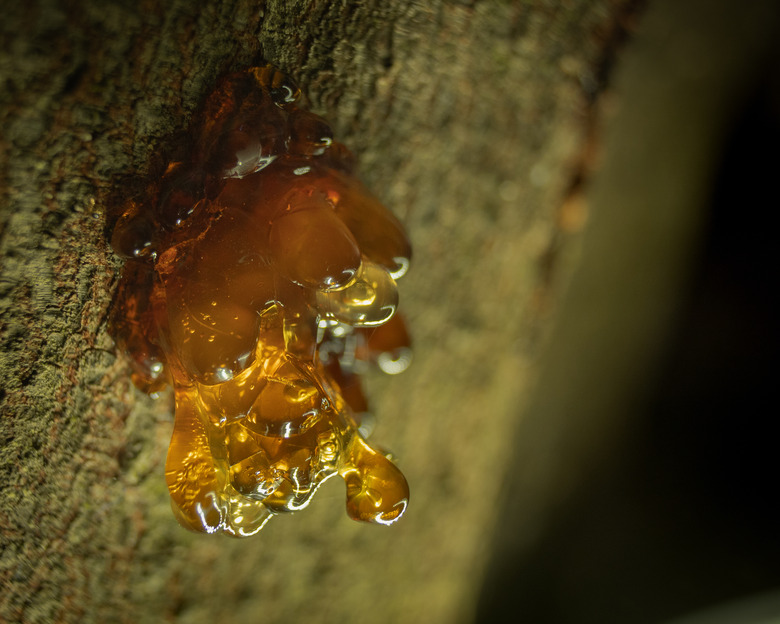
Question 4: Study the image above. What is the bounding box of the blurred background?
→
[476,1,780,622]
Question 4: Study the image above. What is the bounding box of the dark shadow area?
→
[476,40,780,624]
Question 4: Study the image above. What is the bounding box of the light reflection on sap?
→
[109,64,414,537]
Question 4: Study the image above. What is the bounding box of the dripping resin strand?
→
[109,65,412,536]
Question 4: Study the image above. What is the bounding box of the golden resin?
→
[109,65,412,536]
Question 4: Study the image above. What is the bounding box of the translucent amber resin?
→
[109,65,412,536]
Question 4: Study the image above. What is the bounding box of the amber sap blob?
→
[109,65,412,536]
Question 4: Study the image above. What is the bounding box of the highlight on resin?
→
[109,64,412,536]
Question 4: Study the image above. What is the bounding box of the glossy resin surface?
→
[110,65,412,536]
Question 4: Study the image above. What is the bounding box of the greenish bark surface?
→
[3,1,635,622]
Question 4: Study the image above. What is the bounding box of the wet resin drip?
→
[109,65,412,536]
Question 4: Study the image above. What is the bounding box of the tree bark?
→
[3,0,758,622]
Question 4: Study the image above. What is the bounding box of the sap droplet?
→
[315,260,398,327]
[108,64,413,536]
[376,347,413,375]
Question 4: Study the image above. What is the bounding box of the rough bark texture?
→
[0,2,628,621]
[7,0,772,622]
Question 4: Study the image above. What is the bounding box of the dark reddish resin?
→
[109,65,412,536]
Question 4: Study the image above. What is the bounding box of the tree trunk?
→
[3,0,775,623]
